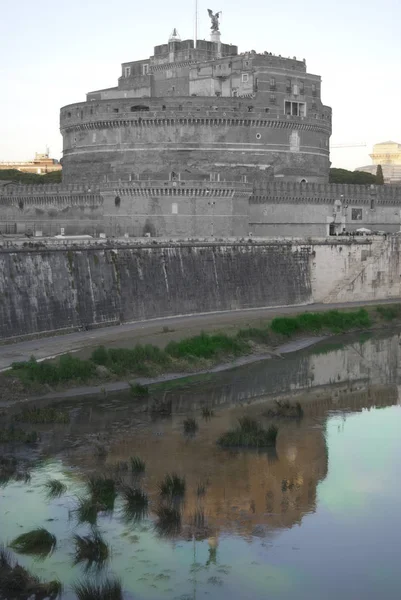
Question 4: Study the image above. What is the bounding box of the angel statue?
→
[207,9,221,32]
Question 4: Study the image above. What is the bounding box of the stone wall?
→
[0,237,400,341]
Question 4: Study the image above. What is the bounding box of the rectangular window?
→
[143,64,149,75]
[351,208,363,221]
[242,73,249,83]
[270,94,276,104]
[270,77,276,90]
[286,78,292,93]
[172,203,178,214]
[300,81,305,94]
[312,83,317,96]
[285,101,306,116]
[124,66,131,77]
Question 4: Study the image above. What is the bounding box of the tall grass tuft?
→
[0,545,62,598]
[73,497,98,526]
[196,480,209,497]
[154,505,182,537]
[73,577,123,600]
[87,475,116,510]
[121,485,149,522]
[376,304,401,321]
[130,456,146,475]
[183,417,198,435]
[14,406,70,424]
[11,354,95,384]
[44,479,67,499]
[158,473,186,498]
[201,406,214,420]
[73,533,109,572]
[10,528,56,558]
[217,418,278,448]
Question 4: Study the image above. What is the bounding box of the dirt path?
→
[0,299,399,372]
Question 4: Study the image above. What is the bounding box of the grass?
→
[87,476,116,511]
[112,461,129,473]
[158,473,186,498]
[8,306,389,391]
[73,498,98,526]
[183,417,198,435]
[270,308,371,336]
[14,406,70,424]
[10,528,56,558]
[0,545,62,599]
[73,533,109,572]
[0,426,39,444]
[121,485,149,522]
[11,354,96,385]
[44,479,67,498]
[265,400,304,419]
[154,505,182,537]
[196,480,209,497]
[201,407,214,419]
[72,577,123,600]
[165,332,249,359]
[217,417,278,448]
[0,457,31,486]
[130,456,146,474]
[129,382,150,397]
[376,304,401,321]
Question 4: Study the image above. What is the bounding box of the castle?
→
[1,16,401,238]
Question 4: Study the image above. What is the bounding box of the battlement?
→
[252,182,401,204]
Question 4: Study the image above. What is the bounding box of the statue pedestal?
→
[210,30,221,57]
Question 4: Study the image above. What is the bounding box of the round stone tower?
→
[60,24,331,185]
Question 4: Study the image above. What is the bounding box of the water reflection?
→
[0,330,401,599]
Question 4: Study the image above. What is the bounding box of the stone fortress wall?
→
[0,236,400,340]
[1,180,400,238]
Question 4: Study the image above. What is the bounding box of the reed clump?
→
[217,417,278,448]
[10,528,56,558]
[73,532,109,572]
[72,577,123,600]
[44,479,67,499]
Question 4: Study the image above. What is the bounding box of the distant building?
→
[0,151,61,175]
[356,141,401,184]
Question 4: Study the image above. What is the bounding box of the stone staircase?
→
[322,242,389,304]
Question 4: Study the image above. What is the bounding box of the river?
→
[1,330,401,599]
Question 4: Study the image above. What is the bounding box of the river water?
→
[1,330,401,599]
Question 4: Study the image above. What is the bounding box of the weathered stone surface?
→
[0,237,400,341]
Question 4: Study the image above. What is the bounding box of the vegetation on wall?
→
[329,168,377,185]
[0,169,62,184]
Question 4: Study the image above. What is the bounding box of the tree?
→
[329,168,377,185]
[0,169,62,184]
[376,164,384,185]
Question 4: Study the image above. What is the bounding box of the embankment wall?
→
[0,237,400,340]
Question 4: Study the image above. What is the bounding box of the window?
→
[270,77,276,90]
[300,82,305,94]
[312,83,317,96]
[143,64,149,75]
[270,94,276,104]
[286,78,292,93]
[352,208,363,220]
[256,133,261,140]
[285,101,306,116]
[124,66,131,77]
[172,203,178,214]
[244,61,249,67]
[311,102,317,110]
[241,175,248,183]
[242,73,249,83]
[113,108,119,113]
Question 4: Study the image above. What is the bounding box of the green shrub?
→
[129,383,149,397]
[183,417,198,434]
[15,406,70,424]
[270,308,371,336]
[130,456,146,474]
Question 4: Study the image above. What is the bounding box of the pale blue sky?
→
[1,0,400,170]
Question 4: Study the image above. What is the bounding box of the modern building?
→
[356,141,401,184]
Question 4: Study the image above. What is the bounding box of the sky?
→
[1,0,400,171]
